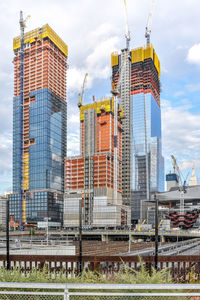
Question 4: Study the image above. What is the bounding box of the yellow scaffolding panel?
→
[23,153,29,190]
[111,52,119,67]
[131,47,144,63]
[154,51,161,77]
[80,98,123,121]
[144,44,154,60]
[13,24,68,57]
[130,44,160,77]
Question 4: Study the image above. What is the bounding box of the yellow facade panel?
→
[130,44,161,76]
[144,44,153,60]
[131,47,144,63]
[80,98,123,121]
[22,199,26,224]
[23,153,29,190]
[13,24,68,57]
[154,51,161,77]
[111,52,119,67]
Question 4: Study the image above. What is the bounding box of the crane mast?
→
[171,155,186,214]
[78,73,88,108]
[123,0,131,49]
[19,11,30,229]
[145,0,155,46]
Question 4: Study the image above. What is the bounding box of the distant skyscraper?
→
[111,44,164,223]
[64,98,130,228]
[9,24,67,227]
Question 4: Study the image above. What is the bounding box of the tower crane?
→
[171,155,187,214]
[145,0,155,46]
[19,11,30,229]
[78,73,88,108]
[171,155,182,186]
[19,11,31,33]
[110,0,131,206]
[123,0,131,49]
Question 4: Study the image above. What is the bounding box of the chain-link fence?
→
[0,283,200,299]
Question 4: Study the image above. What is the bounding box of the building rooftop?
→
[79,97,123,121]
[111,44,160,76]
[13,24,68,57]
[155,185,200,202]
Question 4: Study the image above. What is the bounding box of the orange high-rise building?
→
[64,98,130,228]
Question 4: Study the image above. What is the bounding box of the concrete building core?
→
[64,98,130,228]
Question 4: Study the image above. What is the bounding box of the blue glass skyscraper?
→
[9,24,67,227]
[112,44,164,223]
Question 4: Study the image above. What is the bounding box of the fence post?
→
[64,285,69,300]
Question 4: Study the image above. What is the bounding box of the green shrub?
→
[0,260,172,284]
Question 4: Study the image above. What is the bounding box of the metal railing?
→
[0,283,200,299]
[0,254,200,282]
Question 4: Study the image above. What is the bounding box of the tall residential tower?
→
[64,98,130,228]
[9,23,67,227]
[112,44,164,223]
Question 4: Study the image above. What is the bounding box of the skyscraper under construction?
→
[9,17,67,227]
[64,98,130,228]
[111,44,164,223]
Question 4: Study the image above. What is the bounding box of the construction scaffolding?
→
[112,49,132,206]
[130,45,160,105]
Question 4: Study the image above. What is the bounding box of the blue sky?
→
[1,0,200,194]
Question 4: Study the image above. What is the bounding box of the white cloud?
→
[179,160,200,172]
[162,99,200,174]
[186,82,200,92]
[67,67,88,92]
[67,34,119,94]
[67,133,80,157]
[173,91,185,98]
[187,43,200,65]
[68,113,79,125]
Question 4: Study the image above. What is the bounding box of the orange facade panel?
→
[14,39,67,101]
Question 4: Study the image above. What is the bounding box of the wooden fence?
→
[0,255,200,282]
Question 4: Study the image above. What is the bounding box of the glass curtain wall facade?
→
[132,92,164,220]
[11,89,66,224]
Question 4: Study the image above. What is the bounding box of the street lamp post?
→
[44,217,51,246]
[128,225,131,253]
[6,199,10,270]
[154,193,158,271]
[79,198,83,274]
